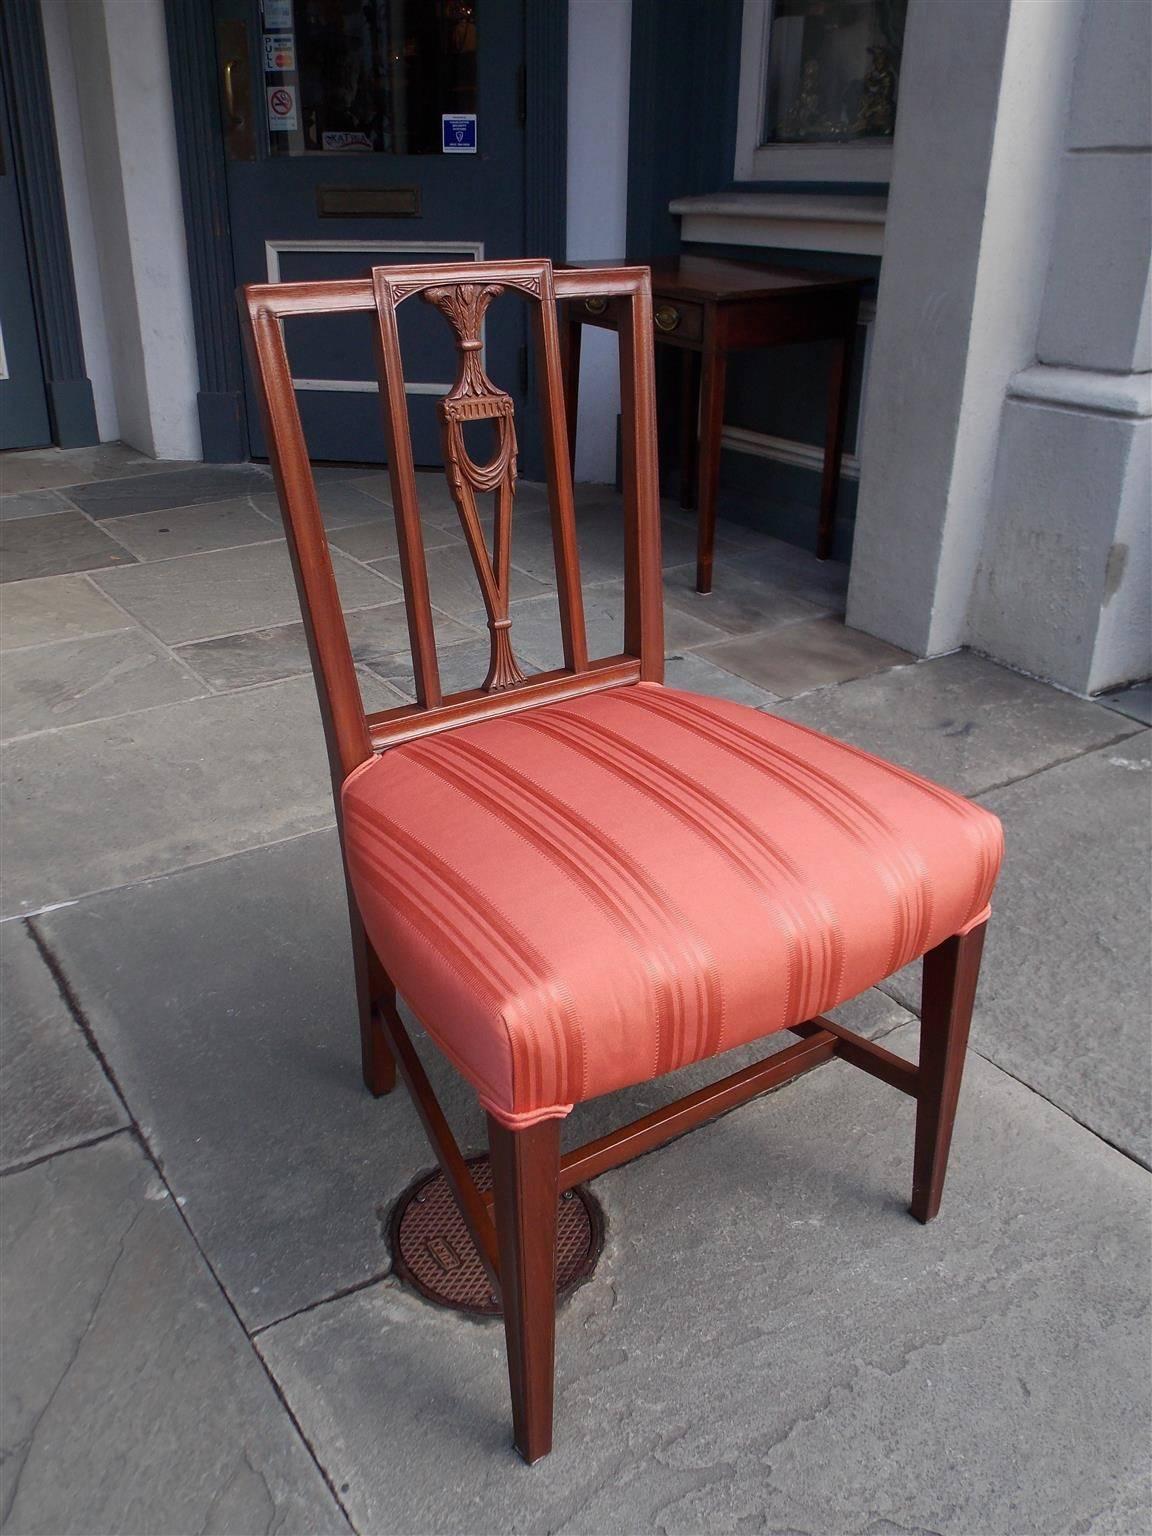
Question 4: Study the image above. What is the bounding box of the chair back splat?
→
[238,259,663,787]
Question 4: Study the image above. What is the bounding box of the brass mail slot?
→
[316,185,421,218]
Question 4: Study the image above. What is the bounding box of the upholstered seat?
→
[344,682,1003,1128]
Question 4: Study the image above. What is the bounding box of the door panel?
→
[272,238,483,463]
[0,64,51,450]
[218,0,525,466]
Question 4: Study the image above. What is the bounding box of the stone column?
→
[847,0,1086,657]
[63,0,202,460]
[968,0,1151,694]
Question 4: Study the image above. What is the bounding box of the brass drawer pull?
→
[584,296,608,315]
[654,304,681,333]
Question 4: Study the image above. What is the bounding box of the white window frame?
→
[734,0,895,184]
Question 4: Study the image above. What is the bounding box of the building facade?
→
[2,0,1148,695]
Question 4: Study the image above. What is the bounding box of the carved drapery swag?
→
[424,282,525,692]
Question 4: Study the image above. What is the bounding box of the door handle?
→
[216,18,255,161]
[223,58,244,129]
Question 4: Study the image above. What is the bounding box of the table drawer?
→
[650,295,704,342]
[573,292,705,343]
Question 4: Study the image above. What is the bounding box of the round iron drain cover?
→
[390,1156,604,1317]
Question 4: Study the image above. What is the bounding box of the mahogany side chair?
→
[238,259,1003,1465]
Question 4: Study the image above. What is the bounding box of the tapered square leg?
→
[351,911,396,1097]
[817,325,855,561]
[559,311,582,474]
[679,349,700,511]
[912,921,987,1222]
[694,342,726,594]
[360,990,396,1098]
[488,1115,561,1464]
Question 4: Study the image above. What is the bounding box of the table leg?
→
[818,323,856,562]
[695,343,726,594]
[679,349,700,511]
[558,312,582,476]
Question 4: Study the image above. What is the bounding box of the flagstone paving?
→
[257,1037,1150,1536]
[2,1136,348,1536]
[1,446,1148,1535]
[0,922,125,1172]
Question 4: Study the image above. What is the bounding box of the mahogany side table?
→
[559,256,865,592]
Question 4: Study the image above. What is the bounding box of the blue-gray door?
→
[217,0,526,466]
[0,64,51,450]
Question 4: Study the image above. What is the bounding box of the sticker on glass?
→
[441,114,477,154]
[263,0,293,27]
[263,33,296,71]
[267,85,298,132]
[321,131,373,152]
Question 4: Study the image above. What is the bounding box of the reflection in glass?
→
[268,0,477,156]
[762,0,907,144]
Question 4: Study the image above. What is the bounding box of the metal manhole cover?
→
[389,1155,604,1316]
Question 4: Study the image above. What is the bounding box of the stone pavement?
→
[1,443,1149,1535]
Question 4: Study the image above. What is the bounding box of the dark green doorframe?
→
[0,0,99,448]
[164,0,246,464]
[626,0,743,260]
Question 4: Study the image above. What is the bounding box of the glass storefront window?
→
[266,0,477,156]
[762,0,906,145]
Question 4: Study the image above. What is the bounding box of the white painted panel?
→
[65,0,201,459]
[670,192,887,255]
[38,0,119,440]
[566,0,632,483]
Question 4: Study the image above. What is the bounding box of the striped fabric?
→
[343,683,1003,1127]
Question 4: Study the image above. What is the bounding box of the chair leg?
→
[350,909,396,1098]
[487,1114,561,1464]
[912,921,987,1223]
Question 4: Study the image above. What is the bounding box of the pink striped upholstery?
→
[343,683,1003,1127]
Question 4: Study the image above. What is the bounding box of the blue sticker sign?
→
[442,114,477,154]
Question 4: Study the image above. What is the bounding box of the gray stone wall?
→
[850,0,1150,696]
[970,0,1151,694]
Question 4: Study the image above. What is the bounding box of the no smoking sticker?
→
[267,84,298,132]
